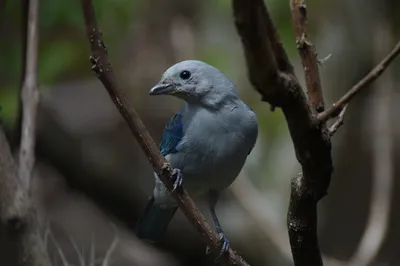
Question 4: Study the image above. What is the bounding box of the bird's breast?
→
[169,106,257,194]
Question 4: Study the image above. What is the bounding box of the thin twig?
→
[290,0,324,112]
[49,229,70,266]
[68,235,85,266]
[44,220,51,249]
[101,237,118,266]
[102,225,119,266]
[328,105,347,136]
[318,40,400,122]
[19,0,40,190]
[347,22,394,266]
[90,234,96,266]
[79,1,249,265]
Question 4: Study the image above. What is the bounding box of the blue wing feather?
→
[160,109,184,156]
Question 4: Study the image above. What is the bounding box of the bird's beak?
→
[149,82,177,96]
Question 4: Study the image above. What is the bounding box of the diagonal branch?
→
[290,0,324,112]
[318,40,400,122]
[19,0,40,190]
[79,1,249,265]
[233,1,332,265]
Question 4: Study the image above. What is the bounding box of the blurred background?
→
[0,0,399,265]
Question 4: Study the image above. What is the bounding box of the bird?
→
[136,60,258,254]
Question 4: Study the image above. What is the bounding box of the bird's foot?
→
[205,233,230,260]
[171,168,183,193]
[216,233,230,259]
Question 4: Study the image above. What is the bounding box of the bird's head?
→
[149,60,238,107]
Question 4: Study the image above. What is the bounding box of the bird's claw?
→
[205,233,230,260]
[216,233,230,259]
[171,168,183,193]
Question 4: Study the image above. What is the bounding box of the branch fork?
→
[234,0,400,266]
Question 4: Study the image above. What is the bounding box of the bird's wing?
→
[160,110,184,156]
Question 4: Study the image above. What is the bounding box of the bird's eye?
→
[180,70,191,80]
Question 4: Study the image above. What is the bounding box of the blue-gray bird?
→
[136,60,258,253]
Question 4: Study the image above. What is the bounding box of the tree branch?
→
[79,1,249,265]
[328,105,347,137]
[318,40,400,122]
[233,1,400,265]
[233,0,333,265]
[290,0,324,112]
[0,0,52,265]
[232,0,280,100]
[10,0,30,150]
[0,125,51,266]
[19,0,40,191]
[230,175,349,266]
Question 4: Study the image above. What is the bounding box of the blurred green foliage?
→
[0,0,138,126]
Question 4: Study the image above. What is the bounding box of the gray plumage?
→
[136,60,258,250]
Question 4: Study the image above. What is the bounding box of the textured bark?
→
[290,0,325,112]
[233,0,400,265]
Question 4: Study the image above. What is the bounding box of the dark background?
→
[0,0,399,265]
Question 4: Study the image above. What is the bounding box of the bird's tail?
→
[136,196,178,242]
